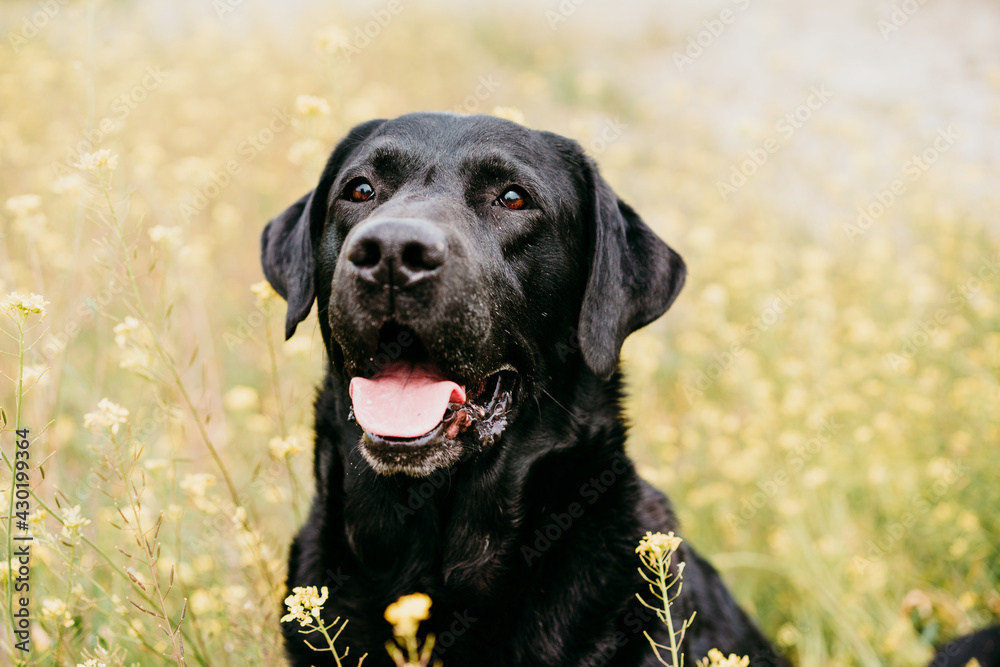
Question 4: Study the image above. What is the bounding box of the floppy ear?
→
[261,119,386,339]
[578,159,687,380]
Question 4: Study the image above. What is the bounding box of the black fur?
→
[262,112,788,666]
[930,626,1000,667]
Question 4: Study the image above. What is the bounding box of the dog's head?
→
[262,112,685,476]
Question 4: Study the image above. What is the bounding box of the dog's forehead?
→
[346,113,569,178]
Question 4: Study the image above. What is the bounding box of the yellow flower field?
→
[1,1,998,665]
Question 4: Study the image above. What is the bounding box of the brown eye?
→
[344,178,374,202]
[497,186,530,210]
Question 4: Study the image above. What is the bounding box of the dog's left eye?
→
[496,186,531,210]
[344,178,375,203]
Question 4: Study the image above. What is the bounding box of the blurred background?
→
[1,0,998,665]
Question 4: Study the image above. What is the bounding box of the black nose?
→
[345,218,448,288]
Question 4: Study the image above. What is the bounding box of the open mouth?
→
[346,324,518,474]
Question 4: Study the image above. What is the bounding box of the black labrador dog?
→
[261,112,788,666]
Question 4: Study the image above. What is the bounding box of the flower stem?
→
[115,432,186,666]
[659,557,682,667]
[316,622,344,667]
[4,314,25,626]
[96,171,277,593]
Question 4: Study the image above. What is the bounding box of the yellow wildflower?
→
[74,149,118,174]
[384,592,432,637]
[231,506,247,525]
[269,434,305,460]
[191,588,217,615]
[636,531,683,561]
[295,94,330,116]
[119,345,153,371]
[50,173,85,194]
[41,597,73,627]
[281,585,329,626]
[491,106,525,124]
[315,25,349,54]
[82,398,129,434]
[696,648,750,667]
[223,585,248,610]
[2,291,49,318]
[180,472,217,498]
[0,559,19,584]
[250,280,278,304]
[223,385,259,411]
[900,589,933,620]
[113,316,141,348]
[148,225,184,247]
[5,194,41,217]
[60,505,92,542]
[143,458,169,471]
[776,623,801,648]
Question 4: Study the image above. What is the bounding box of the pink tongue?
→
[350,363,466,438]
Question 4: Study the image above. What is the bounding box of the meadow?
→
[1,1,998,665]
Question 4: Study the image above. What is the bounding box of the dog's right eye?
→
[496,186,531,210]
[343,178,375,203]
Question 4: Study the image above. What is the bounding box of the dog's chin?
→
[350,362,520,477]
[357,423,466,477]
